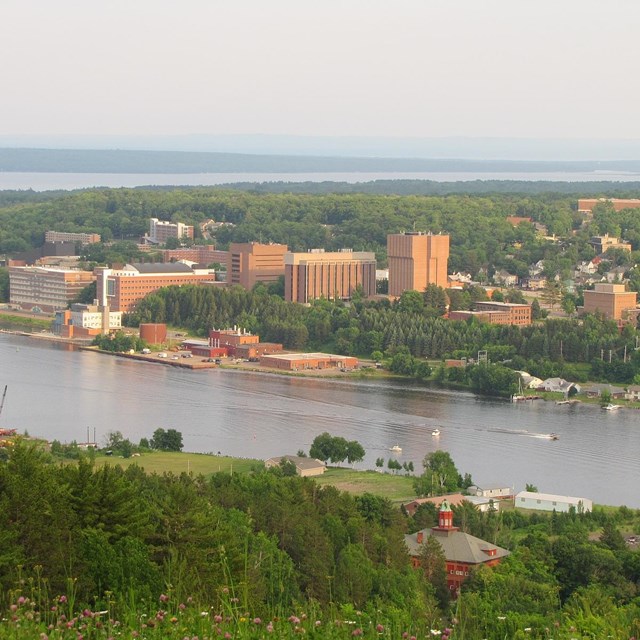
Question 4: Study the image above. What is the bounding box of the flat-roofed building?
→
[582,283,637,322]
[147,218,194,244]
[9,266,95,313]
[53,303,122,338]
[227,242,288,289]
[45,231,101,244]
[515,491,592,513]
[95,263,218,313]
[588,234,632,254]
[449,301,532,326]
[161,245,228,266]
[578,198,640,214]
[387,232,449,297]
[260,352,358,371]
[284,249,376,303]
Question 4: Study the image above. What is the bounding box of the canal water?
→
[1,333,638,507]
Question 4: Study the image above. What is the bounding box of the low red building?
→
[405,500,510,596]
[259,352,358,371]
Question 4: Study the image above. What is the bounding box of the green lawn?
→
[315,467,417,502]
[94,451,261,476]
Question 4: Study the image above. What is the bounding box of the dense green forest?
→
[128,285,640,385]
[0,443,638,639]
[2,187,640,280]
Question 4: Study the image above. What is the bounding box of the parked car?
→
[157,352,168,358]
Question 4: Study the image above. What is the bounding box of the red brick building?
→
[95,263,219,313]
[449,301,532,326]
[405,500,510,595]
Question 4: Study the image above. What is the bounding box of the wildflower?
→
[222,587,229,594]
[40,634,49,640]
[315,621,321,627]
[253,617,262,625]
[159,594,169,603]
[17,596,26,605]
[376,624,384,633]
[289,615,301,624]
[497,616,506,621]
[59,596,68,604]
[201,611,210,617]
[170,616,178,624]
[267,621,274,633]
[179,603,186,611]
[10,605,17,612]
[224,634,232,639]
[431,631,442,637]
[352,629,363,637]
[214,615,223,623]
[230,597,239,603]
[524,629,531,633]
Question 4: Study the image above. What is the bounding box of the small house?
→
[265,455,326,477]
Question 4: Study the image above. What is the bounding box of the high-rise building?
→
[226,242,288,289]
[147,218,194,244]
[387,232,449,297]
[284,249,377,303]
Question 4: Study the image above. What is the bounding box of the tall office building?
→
[387,232,449,297]
[226,242,288,289]
[284,249,376,303]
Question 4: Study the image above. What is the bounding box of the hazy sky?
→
[2,0,640,139]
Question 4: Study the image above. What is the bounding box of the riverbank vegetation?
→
[0,442,639,639]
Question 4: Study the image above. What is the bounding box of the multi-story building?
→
[284,249,376,303]
[387,232,449,297]
[95,263,218,313]
[405,501,509,596]
[588,234,632,254]
[160,245,228,266]
[45,231,101,244]
[9,266,95,313]
[147,218,194,245]
[226,242,288,289]
[449,301,532,326]
[582,283,638,322]
[578,198,640,214]
[53,303,122,338]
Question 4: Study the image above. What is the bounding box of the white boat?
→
[431,429,441,437]
[602,403,619,411]
[390,444,402,452]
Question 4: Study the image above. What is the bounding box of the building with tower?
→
[387,232,449,297]
[404,500,510,596]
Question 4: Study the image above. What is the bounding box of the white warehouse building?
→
[515,491,592,513]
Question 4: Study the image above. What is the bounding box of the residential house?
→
[264,455,326,477]
[540,378,581,394]
[493,270,518,287]
[625,386,640,401]
[582,383,626,400]
[467,485,512,499]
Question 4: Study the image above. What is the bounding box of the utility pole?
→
[609,350,612,364]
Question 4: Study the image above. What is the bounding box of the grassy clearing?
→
[315,467,416,502]
[0,314,51,330]
[95,451,261,476]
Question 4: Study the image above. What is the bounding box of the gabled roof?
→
[266,455,325,471]
[515,491,590,505]
[405,528,510,565]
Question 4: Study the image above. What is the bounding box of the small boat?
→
[390,444,402,452]
[602,403,619,411]
[547,433,559,440]
[431,429,441,437]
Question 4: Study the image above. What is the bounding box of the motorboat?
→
[431,429,441,437]
[602,403,619,411]
[390,444,402,452]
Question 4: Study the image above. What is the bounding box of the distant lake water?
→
[2,170,640,191]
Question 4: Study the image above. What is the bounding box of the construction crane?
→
[0,386,16,437]
[0,385,6,420]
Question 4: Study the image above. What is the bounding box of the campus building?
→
[160,245,228,266]
[226,242,288,289]
[582,283,638,322]
[147,218,194,245]
[53,303,122,338]
[387,232,449,297]
[405,501,510,596]
[259,352,358,371]
[284,249,376,303]
[588,234,632,254]
[8,265,95,313]
[95,263,218,313]
[449,301,532,326]
[45,231,101,244]
[578,198,640,214]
